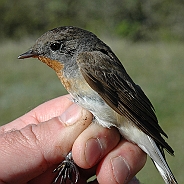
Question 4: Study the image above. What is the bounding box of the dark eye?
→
[50,42,61,51]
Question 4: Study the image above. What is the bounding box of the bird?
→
[18,26,177,184]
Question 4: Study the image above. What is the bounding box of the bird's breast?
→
[37,56,75,91]
[65,78,119,128]
[37,55,126,128]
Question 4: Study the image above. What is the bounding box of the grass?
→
[0,38,183,183]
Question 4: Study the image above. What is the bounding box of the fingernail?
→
[59,103,83,126]
[111,156,130,184]
[85,138,103,167]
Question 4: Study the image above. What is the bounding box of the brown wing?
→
[77,50,174,155]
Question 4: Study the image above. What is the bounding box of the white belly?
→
[71,92,118,128]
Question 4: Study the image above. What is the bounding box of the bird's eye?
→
[50,42,61,51]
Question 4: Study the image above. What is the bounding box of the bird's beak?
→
[18,49,39,59]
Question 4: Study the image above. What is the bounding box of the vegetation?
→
[0,0,184,41]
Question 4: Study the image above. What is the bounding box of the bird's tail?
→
[144,136,178,184]
[118,121,177,183]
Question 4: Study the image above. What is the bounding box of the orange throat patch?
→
[38,56,64,72]
[37,56,71,91]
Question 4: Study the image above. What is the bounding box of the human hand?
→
[0,94,146,184]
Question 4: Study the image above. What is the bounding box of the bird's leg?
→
[53,151,80,184]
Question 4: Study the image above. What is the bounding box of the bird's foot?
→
[53,152,79,184]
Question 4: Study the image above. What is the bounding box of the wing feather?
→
[77,50,174,155]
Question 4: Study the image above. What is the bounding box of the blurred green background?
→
[0,0,183,183]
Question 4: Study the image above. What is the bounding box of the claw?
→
[53,152,80,184]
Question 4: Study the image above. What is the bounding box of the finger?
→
[28,165,58,184]
[72,123,120,169]
[96,139,147,184]
[0,94,72,133]
[0,103,92,184]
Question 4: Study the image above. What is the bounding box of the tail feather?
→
[147,136,178,184]
[153,160,177,184]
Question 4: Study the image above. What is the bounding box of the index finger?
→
[0,94,73,133]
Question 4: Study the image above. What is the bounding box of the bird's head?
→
[18,26,98,71]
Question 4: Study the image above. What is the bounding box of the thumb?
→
[0,103,92,184]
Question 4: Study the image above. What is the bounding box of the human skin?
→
[0,94,146,184]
